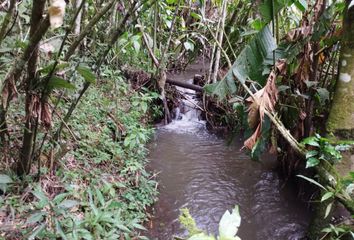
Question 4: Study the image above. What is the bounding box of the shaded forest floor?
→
[0,73,159,239]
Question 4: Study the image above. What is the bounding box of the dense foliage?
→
[0,0,353,239]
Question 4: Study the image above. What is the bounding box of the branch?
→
[64,0,116,61]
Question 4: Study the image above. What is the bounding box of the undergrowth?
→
[0,71,160,239]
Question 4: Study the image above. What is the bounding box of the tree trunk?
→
[17,0,46,176]
[308,2,354,238]
[327,1,354,139]
[74,0,83,35]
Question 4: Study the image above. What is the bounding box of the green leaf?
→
[190,12,201,20]
[302,136,320,147]
[26,211,46,224]
[306,157,320,168]
[32,186,49,208]
[219,205,241,239]
[58,199,79,209]
[204,72,237,100]
[0,174,12,184]
[259,0,288,23]
[306,150,318,159]
[77,65,96,84]
[324,202,333,218]
[232,25,277,86]
[297,175,326,190]
[95,188,105,207]
[39,62,69,74]
[133,40,140,53]
[294,0,308,12]
[323,145,340,158]
[316,88,329,105]
[55,219,68,240]
[184,41,195,52]
[116,223,131,232]
[132,223,147,231]
[321,192,334,202]
[48,76,75,90]
[29,223,46,240]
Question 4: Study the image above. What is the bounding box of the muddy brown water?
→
[146,62,310,239]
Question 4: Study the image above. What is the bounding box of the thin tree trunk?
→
[211,0,227,83]
[64,0,116,61]
[17,0,46,175]
[74,0,83,35]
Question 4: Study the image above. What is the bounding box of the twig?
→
[51,106,79,142]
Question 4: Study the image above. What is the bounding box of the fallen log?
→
[166,78,204,92]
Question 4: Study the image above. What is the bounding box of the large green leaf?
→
[204,73,236,100]
[232,25,277,85]
[205,25,277,100]
[259,0,291,23]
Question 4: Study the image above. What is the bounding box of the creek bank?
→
[0,74,158,239]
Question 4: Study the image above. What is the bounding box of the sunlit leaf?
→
[321,192,334,202]
[306,157,320,168]
[297,175,326,190]
[184,41,195,52]
[219,205,241,239]
[294,0,308,12]
[306,150,318,159]
[324,202,333,218]
[302,136,320,147]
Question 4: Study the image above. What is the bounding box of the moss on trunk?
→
[327,2,354,137]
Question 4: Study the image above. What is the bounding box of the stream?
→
[147,63,310,240]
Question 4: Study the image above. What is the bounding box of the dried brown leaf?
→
[244,60,285,150]
[1,75,18,109]
[244,124,261,150]
[41,102,52,129]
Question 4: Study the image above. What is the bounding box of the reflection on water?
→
[147,128,310,240]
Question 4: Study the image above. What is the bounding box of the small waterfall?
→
[163,78,205,132]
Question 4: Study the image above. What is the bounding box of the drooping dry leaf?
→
[286,16,312,42]
[247,101,260,129]
[244,59,286,150]
[1,75,18,109]
[26,95,41,125]
[244,124,261,150]
[296,42,313,86]
[41,102,52,129]
[48,0,66,29]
